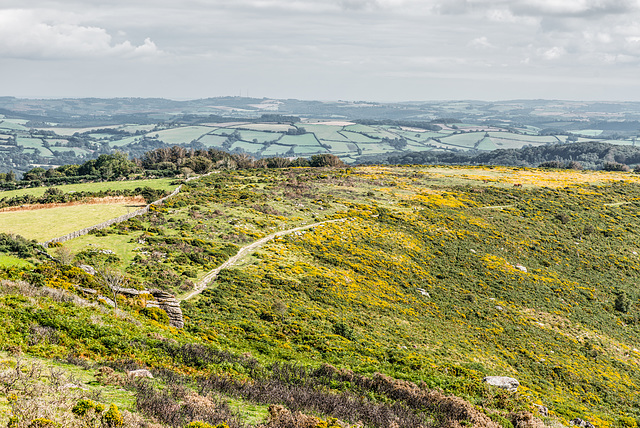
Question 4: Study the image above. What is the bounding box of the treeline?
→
[139,147,344,174]
[3,148,345,191]
[367,141,640,170]
[0,186,168,210]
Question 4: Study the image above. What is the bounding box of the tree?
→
[53,246,75,265]
[95,267,127,316]
[309,154,345,168]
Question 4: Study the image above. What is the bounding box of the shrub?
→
[27,418,57,428]
[140,307,170,324]
[332,322,355,341]
[184,422,229,428]
[615,291,631,313]
[101,404,123,428]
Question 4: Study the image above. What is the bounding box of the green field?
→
[230,141,264,153]
[198,134,229,147]
[261,144,295,156]
[343,124,396,139]
[405,143,433,152]
[50,147,91,156]
[16,137,44,148]
[302,124,349,141]
[109,135,142,147]
[325,141,357,153]
[0,120,28,131]
[293,145,328,155]
[569,129,603,137]
[278,134,321,147]
[235,130,283,143]
[356,143,395,154]
[61,233,142,267]
[394,130,453,142]
[120,124,156,133]
[475,137,498,151]
[0,203,143,242]
[439,132,485,148]
[0,177,176,199]
[0,254,33,268]
[487,132,561,143]
[490,137,547,149]
[153,126,213,144]
[341,131,379,143]
[233,123,294,132]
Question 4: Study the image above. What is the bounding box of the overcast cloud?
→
[1,0,640,101]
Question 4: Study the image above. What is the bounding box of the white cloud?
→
[0,9,161,59]
[540,46,566,60]
[469,36,494,49]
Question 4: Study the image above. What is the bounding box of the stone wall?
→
[41,185,182,247]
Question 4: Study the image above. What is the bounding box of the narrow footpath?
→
[180,219,344,301]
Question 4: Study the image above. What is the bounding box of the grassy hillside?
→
[1,165,640,427]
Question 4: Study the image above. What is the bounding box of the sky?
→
[2,0,640,102]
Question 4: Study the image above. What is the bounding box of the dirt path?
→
[180,219,344,301]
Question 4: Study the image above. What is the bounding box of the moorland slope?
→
[0,165,640,428]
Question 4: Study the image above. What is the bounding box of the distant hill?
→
[1,97,640,176]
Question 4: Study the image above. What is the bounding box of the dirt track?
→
[180,219,345,301]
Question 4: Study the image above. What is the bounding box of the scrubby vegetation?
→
[1,164,640,427]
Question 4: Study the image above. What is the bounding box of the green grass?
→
[5,166,640,428]
[229,141,264,153]
[324,141,357,154]
[60,233,142,267]
[225,397,269,425]
[0,178,176,199]
[293,145,328,155]
[233,123,294,132]
[199,134,230,147]
[0,254,33,268]
[341,131,378,143]
[235,130,283,143]
[153,126,213,144]
[476,137,498,151]
[278,134,322,147]
[50,147,91,156]
[302,124,349,141]
[439,132,485,148]
[261,145,294,156]
[109,136,142,147]
[0,120,28,131]
[487,132,561,143]
[0,203,144,242]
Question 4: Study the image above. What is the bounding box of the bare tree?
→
[95,266,126,316]
[53,246,74,265]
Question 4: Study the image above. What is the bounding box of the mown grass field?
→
[0,202,144,241]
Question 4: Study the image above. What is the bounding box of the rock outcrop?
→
[148,289,184,329]
[571,419,595,428]
[127,369,154,378]
[483,376,520,392]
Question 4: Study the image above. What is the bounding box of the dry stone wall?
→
[40,185,182,247]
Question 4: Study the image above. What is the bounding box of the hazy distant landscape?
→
[1,97,640,176]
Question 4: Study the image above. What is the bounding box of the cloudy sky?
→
[2,0,640,101]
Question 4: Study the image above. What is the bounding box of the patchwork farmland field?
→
[0,201,144,241]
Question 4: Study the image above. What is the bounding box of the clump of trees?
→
[7,147,347,192]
